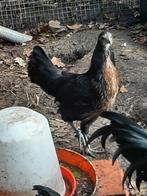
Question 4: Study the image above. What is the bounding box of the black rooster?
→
[87,111,147,190]
[28,31,119,155]
[33,185,60,196]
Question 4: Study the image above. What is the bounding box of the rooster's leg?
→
[83,134,106,155]
[69,122,98,157]
[81,118,106,155]
[69,122,87,152]
[69,116,101,156]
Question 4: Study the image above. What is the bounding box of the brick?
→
[92,159,129,196]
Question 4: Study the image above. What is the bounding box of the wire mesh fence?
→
[0,0,139,30]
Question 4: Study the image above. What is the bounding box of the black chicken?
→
[28,31,119,155]
[33,185,60,196]
[87,111,147,190]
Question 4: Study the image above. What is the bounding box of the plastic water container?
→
[0,107,65,196]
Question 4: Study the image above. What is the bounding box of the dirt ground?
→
[0,27,147,195]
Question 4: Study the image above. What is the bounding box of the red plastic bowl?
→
[57,148,97,196]
[60,166,76,196]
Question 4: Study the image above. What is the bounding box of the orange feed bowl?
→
[56,148,97,196]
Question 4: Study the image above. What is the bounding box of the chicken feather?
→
[87,111,147,190]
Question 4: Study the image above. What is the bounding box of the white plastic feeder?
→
[0,107,65,196]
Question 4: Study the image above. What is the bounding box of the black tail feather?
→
[28,46,62,96]
[88,111,147,190]
[101,111,140,129]
[33,185,60,196]
[87,125,112,146]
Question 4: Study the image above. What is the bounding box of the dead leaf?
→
[22,43,27,46]
[36,95,40,106]
[48,20,67,34]
[67,24,82,30]
[14,57,26,67]
[19,74,28,79]
[51,57,65,68]
[66,33,72,38]
[23,48,31,57]
[99,23,109,30]
[9,65,15,70]
[38,24,49,33]
[4,59,12,66]
[0,52,7,61]
[37,37,46,44]
[119,85,128,93]
[88,22,94,29]
[49,20,61,28]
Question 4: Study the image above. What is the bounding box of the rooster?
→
[87,111,147,190]
[33,185,60,196]
[28,31,119,155]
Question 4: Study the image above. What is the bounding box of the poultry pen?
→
[0,0,147,195]
[0,0,139,30]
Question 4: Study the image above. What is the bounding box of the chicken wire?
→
[0,0,139,30]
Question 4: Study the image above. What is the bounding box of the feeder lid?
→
[0,107,65,196]
[0,106,46,142]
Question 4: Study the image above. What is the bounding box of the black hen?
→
[28,31,119,155]
[33,185,60,196]
[87,111,147,190]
